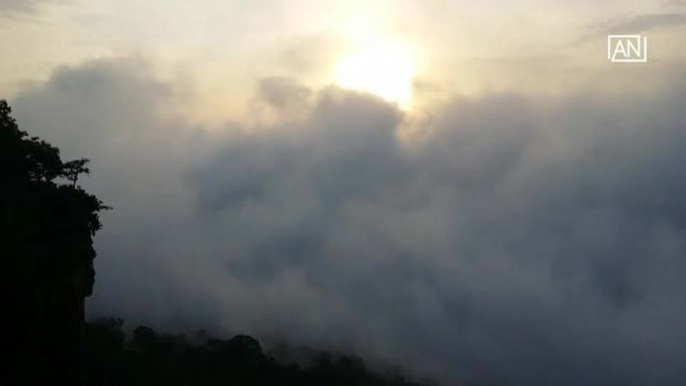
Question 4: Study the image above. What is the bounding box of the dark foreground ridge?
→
[83,317,438,386]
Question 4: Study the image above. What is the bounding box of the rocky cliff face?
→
[1,100,106,385]
[46,262,95,384]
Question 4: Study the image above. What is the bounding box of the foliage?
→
[1,100,108,385]
[83,318,435,386]
[1,99,108,283]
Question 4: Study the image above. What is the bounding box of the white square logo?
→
[608,35,648,63]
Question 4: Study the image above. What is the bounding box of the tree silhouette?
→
[0,100,108,385]
[80,318,437,386]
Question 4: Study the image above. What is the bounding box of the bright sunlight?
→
[334,36,415,109]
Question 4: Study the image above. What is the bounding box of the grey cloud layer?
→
[11,59,686,386]
[605,12,686,34]
[0,0,62,17]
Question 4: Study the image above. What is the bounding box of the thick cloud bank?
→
[11,58,686,386]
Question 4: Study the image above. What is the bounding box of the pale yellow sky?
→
[1,0,685,122]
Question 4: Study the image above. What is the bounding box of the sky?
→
[2,0,686,385]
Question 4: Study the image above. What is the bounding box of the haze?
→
[2,0,686,384]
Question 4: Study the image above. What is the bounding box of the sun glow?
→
[334,36,415,109]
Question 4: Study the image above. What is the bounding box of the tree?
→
[0,100,108,385]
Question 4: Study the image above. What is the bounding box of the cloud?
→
[257,76,313,114]
[0,0,63,18]
[278,33,343,77]
[604,12,686,34]
[10,58,686,386]
[573,12,686,47]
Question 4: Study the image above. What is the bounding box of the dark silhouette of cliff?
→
[0,100,108,385]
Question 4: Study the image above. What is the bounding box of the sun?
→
[333,36,415,108]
